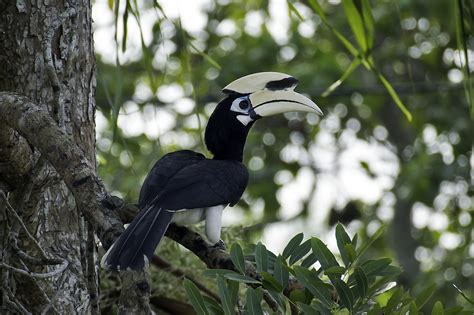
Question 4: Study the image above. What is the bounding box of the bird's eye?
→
[230,96,252,115]
[239,100,249,110]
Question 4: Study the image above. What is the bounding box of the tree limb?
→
[0,92,123,249]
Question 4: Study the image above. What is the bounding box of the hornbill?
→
[102,72,322,271]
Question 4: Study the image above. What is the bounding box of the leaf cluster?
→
[185,224,470,314]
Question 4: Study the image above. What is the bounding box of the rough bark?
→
[0,1,98,313]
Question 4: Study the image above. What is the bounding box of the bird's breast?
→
[170,205,227,225]
[171,208,206,225]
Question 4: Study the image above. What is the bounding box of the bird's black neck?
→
[204,99,253,162]
[205,122,250,161]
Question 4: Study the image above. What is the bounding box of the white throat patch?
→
[236,115,253,126]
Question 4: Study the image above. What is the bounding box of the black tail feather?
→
[102,206,174,270]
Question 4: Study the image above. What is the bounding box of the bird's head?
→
[205,72,322,161]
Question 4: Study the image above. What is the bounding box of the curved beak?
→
[250,89,323,117]
[223,72,323,118]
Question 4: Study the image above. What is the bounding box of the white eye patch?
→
[230,96,251,114]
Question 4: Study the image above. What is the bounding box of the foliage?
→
[185,224,471,314]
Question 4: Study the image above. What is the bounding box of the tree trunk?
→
[0,1,98,313]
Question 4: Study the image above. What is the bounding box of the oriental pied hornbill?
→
[102,72,322,271]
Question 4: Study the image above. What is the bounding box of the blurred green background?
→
[93,0,473,310]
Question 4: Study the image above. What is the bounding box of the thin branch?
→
[1,192,63,265]
[40,271,68,315]
[4,286,31,315]
[151,255,220,302]
[0,259,68,279]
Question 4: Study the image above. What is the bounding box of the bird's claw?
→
[212,239,226,250]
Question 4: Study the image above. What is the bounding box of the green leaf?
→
[409,301,418,314]
[255,242,268,273]
[415,283,436,309]
[183,279,209,315]
[453,283,474,305]
[297,302,319,315]
[274,256,289,289]
[293,266,333,308]
[361,258,392,277]
[202,269,240,278]
[314,303,332,315]
[188,41,222,70]
[374,70,413,122]
[344,244,357,263]
[322,58,360,97]
[289,239,312,265]
[308,0,359,56]
[301,253,318,268]
[307,0,329,24]
[223,273,260,284]
[244,288,263,315]
[379,265,402,277]
[121,0,130,53]
[351,233,358,248]
[445,306,465,315]
[311,238,339,270]
[289,289,307,303]
[342,0,367,51]
[361,0,375,48]
[283,233,304,259]
[230,243,246,274]
[353,267,368,299]
[455,0,474,119]
[335,223,353,267]
[356,225,385,262]
[432,301,444,315]
[261,271,283,292]
[217,276,236,315]
[384,287,405,313]
[287,0,304,21]
[266,290,288,313]
[324,266,346,276]
[203,296,224,315]
[228,280,239,309]
[334,278,354,311]
[366,276,397,297]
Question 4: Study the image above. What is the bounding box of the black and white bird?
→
[102,72,322,271]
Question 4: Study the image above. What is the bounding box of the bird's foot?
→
[212,239,226,250]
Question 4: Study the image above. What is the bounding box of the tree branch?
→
[0,92,123,249]
[151,255,220,302]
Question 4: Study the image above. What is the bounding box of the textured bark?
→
[0,1,98,313]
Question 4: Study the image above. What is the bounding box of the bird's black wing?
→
[155,159,249,210]
[103,152,248,271]
[138,150,205,208]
